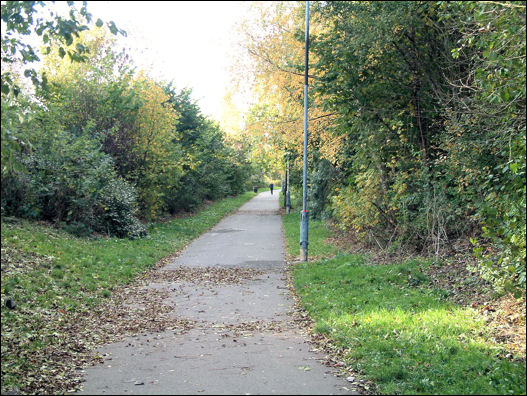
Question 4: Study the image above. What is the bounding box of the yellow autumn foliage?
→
[132,74,181,219]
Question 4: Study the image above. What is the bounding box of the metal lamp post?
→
[300,0,310,262]
[286,157,291,214]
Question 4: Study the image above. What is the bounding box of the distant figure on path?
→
[269,183,274,195]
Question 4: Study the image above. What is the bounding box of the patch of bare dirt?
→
[423,256,525,359]
[325,221,418,265]
[480,294,526,359]
[425,255,494,306]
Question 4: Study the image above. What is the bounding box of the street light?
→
[286,155,291,214]
[300,0,310,262]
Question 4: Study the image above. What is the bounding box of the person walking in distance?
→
[269,183,274,195]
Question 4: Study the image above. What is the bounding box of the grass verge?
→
[1,191,256,394]
[283,209,526,395]
[281,205,339,261]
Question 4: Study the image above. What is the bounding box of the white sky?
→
[85,1,251,122]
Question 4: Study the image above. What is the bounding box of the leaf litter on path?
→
[2,261,266,394]
[150,267,264,285]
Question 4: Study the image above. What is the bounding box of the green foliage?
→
[1,1,125,96]
[471,155,526,295]
[1,130,145,238]
[311,1,454,246]
[161,85,252,214]
[0,93,35,174]
[293,0,526,293]
[306,158,334,220]
[97,178,147,239]
[437,1,526,293]
[1,24,253,237]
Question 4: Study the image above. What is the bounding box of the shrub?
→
[96,177,147,239]
[307,159,335,220]
[1,131,146,238]
[163,170,205,214]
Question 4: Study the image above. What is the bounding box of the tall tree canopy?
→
[2,3,253,237]
[237,1,525,294]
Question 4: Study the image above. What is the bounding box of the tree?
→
[237,1,525,293]
[1,0,124,96]
[235,1,343,191]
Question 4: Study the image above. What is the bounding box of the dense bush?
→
[161,86,252,213]
[96,177,147,239]
[310,1,526,293]
[307,159,334,220]
[242,1,525,294]
[1,25,253,238]
[441,1,526,294]
[1,130,146,238]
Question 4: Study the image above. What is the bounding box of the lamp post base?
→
[300,210,309,262]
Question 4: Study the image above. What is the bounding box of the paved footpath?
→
[78,191,357,395]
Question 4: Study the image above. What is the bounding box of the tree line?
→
[239,1,525,294]
[1,2,253,239]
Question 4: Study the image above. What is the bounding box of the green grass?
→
[282,206,339,260]
[2,191,255,309]
[1,191,255,393]
[283,211,526,394]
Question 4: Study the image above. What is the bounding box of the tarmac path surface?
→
[78,191,357,395]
